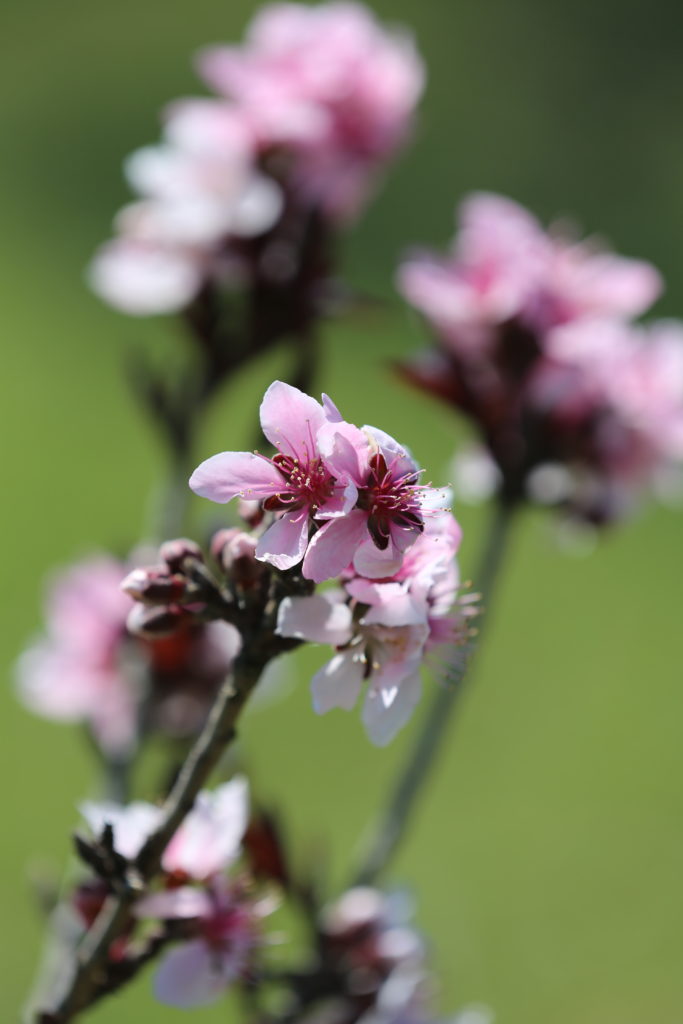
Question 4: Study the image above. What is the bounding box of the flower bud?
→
[121,567,191,604]
[222,532,268,591]
[159,538,205,573]
[210,528,243,566]
[127,603,189,638]
[238,498,264,527]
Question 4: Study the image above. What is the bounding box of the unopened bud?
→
[238,498,264,528]
[127,603,189,638]
[210,528,242,566]
[222,532,268,590]
[159,538,204,572]
[121,567,191,604]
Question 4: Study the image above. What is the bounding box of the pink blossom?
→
[198,2,424,219]
[162,776,249,880]
[191,382,451,583]
[81,778,248,878]
[398,192,662,353]
[303,422,451,582]
[277,511,473,744]
[190,381,355,572]
[17,555,240,751]
[89,100,282,315]
[277,590,427,745]
[17,557,137,755]
[146,879,263,1008]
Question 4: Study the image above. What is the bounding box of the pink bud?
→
[121,567,190,604]
[127,603,189,638]
[160,538,205,572]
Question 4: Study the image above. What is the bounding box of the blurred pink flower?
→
[17,557,137,755]
[145,879,263,1008]
[199,2,424,219]
[17,555,240,752]
[398,192,662,352]
[81,777,248,879]
[89,101,281,315]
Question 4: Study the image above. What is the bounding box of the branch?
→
[38,642,273,1023]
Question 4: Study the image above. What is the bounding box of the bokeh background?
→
[3,0,683,1020]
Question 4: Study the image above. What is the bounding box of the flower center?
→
[356,453,424,550]
[262,453,336,514]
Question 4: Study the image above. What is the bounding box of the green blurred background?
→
[3,0,683,1020]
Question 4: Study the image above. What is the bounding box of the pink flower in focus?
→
[303,422,451,582]
[190,381,356,572]
[276,513,468,745]
[199,2,424,220]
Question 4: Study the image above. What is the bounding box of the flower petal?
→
[362,670,422,747]
[302,510,368,582]
[259,381,327,460]
[255,511,309,570]
[136,887,213,920]
[153,940,240,1007]
[311,651,364,713]
[190,451,283,503]
[276,594,352,645]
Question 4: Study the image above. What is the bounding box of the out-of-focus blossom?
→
[81,777,248,877]
[17,555,240,753]
[190,381,451,586]
[148,879,263,1008]
[397,192,683,524]
[275,514,473,745]
[91,4,423,317]
[399,192,661,350]
[17,558,138,755]
[89,102,282,315]
[199,2,424,219]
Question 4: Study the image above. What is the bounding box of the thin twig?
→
[352,498,517,886]
[39,644,271,1023]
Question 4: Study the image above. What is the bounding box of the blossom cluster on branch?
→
[398,192,683,523]
[90,1,423,317]
[17,2,682,1022]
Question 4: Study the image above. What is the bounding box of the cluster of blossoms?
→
[16,552,240,756]
[189,381,475,745]
[66,778,482,1019]
[75,778,262,1008]
[398,192,683,524]
[90,1,424,316]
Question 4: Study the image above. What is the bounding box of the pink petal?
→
[362,669,422,746]
[136,887,213,920]
[276,594,352,645]
[311,651,364,713]
[318,420,370,482]
[190,451,283,504]
[315,480,358,519]
[154,939,240,1007]
[163,777,249,878]
[352,538,405,579]
[255,511,309,570]
[259,381,327,460]
[302,510,368,583]
[88,241,201,316]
